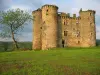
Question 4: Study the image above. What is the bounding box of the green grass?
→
[0,47,100,75]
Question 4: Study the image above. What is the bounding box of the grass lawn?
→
[0,47,100,75]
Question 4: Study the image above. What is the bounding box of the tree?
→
[0,8,32,49]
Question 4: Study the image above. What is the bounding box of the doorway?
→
[62,40,65,48]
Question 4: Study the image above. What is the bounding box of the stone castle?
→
[32,4,96,50]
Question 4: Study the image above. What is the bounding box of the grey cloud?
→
[0,0,12,10]
[13,0,43,10]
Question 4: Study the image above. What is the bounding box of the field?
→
[0,47,100,75]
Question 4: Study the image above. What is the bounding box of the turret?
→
[41,4,58,50]
[32,8,42,50]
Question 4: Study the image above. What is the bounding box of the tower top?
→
[79,8,96,14]
[41,4,58,9]
[32,8,41,14]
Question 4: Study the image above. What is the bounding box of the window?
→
[78,41,80,44]
[46,9,48,15]
[77,31,80,37]
[76,21,79,25]
[64,31,68,36]
[90,23,92,26]
[43,21,45,24]
[46,9,48,12]
[40,27,42,29]
[91,33,92,35]
[90,13,92,16]
[73,28,75,30]
[64,22,65,25]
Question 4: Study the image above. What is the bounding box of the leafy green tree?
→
[0,8,32,49]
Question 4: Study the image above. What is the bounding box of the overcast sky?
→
[0,0,100,41]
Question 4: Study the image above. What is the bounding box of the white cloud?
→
[11,5,31,10]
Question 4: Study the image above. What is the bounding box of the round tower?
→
[32,9,42,50]
[41,4,58,50]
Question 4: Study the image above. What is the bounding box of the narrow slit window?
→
[64,22,65,25]
[47,9,48,12]
[90,23,92,26]
[40,27,42,29]
[91,33,92,35]
[90,13,92,16]
[64,31,68,36]
[77,31,80,37]
[78,41,80,44]
[46,9,48,15]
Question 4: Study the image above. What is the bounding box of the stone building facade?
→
[32,4,96,50]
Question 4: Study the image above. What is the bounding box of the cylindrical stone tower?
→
[32,9,42,49]
[41,4,58,50]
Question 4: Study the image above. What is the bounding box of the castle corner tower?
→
[32,9,42,49]
[79,9,96,47]
[41,4,59,50]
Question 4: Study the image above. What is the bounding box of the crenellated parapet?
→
[58,12,70,18]
[41,4,58,10]
[79,8,96,14]
[58,12,81,20]
[32,8,41,14]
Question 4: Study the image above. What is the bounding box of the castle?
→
[32,4,96,50]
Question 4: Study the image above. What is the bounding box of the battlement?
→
[41,4,58,9]
[58,12,81,20]
[79,8,96,13]
[32,8,41,14]
[58,12,70,18]
[88,10,96,13]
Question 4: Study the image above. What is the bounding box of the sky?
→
[0,0,100,41]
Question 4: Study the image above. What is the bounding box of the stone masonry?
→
[32,4,96,50]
